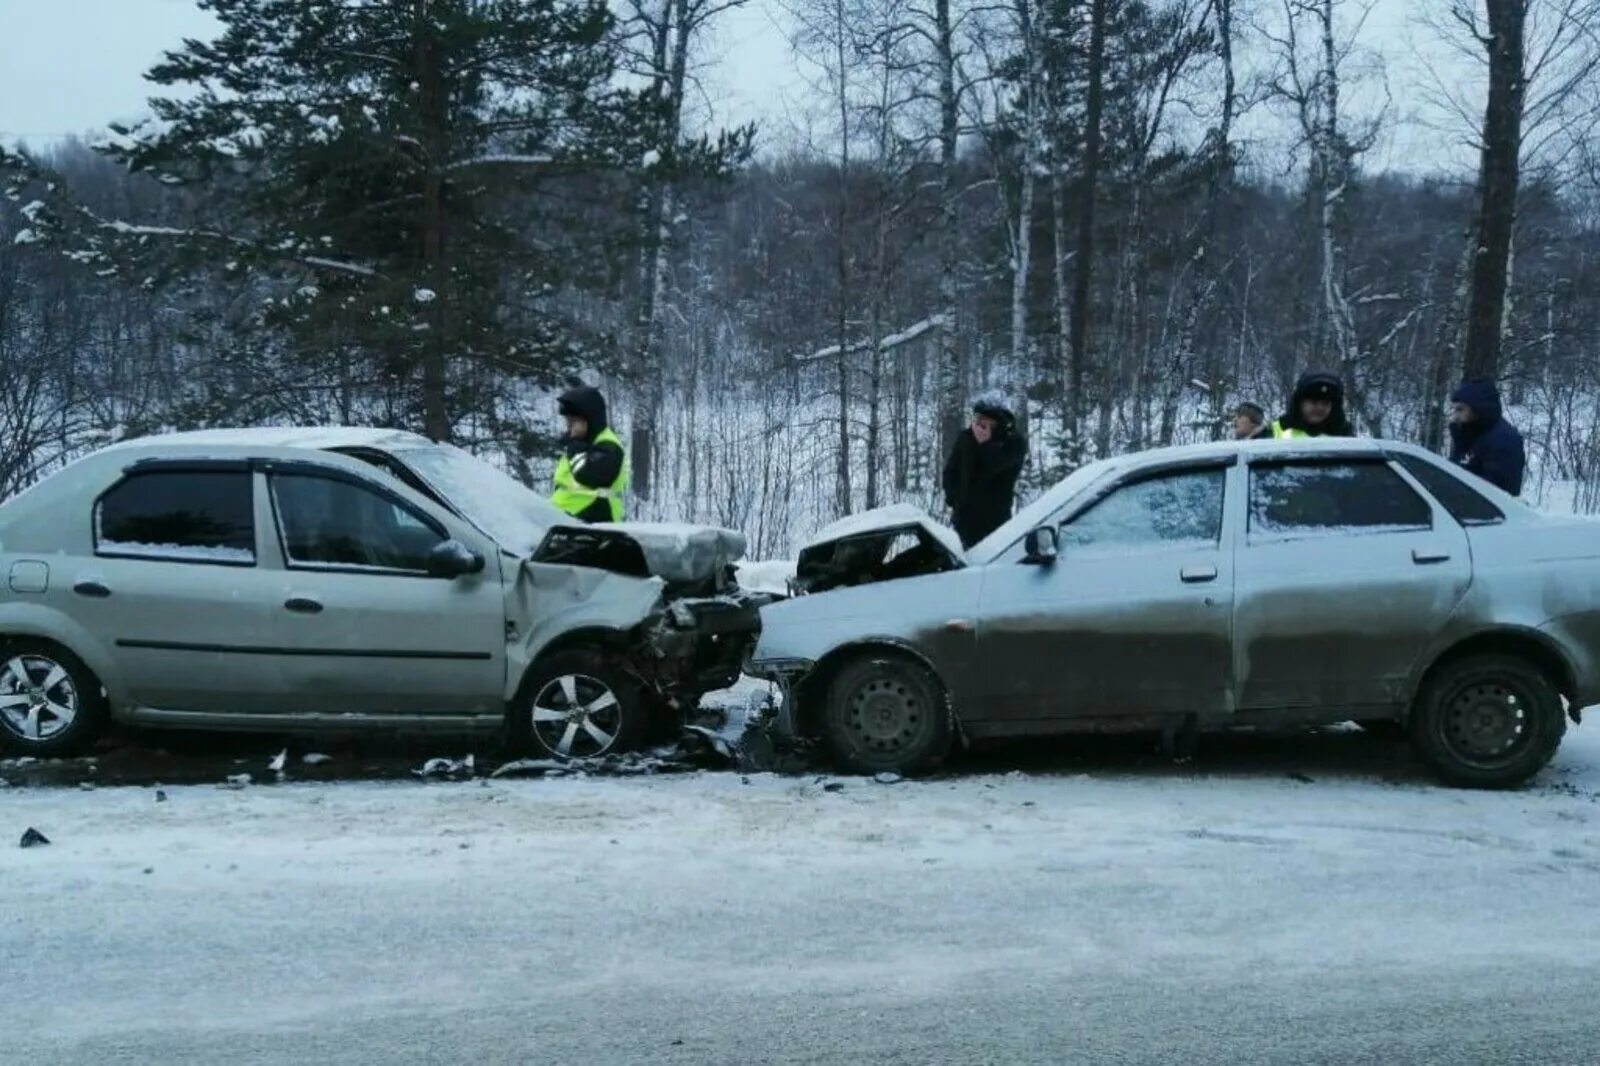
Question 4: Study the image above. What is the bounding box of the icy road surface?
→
[5,726,1600,1064]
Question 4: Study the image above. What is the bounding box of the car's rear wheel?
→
[821,653,951,776]
[510,649,649,760]
[0,641,106,758]
[1411,654,1565,789]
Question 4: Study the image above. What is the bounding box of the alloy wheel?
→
[531,673,623,759]
[0,654,79,742]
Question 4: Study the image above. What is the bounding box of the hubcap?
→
[0,655,78,742]
[846,677,925,753]
[530,674,622,759]
[1441,681,1530,765]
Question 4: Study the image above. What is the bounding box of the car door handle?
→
[1412,549,1452,565]
[73,580,111,599]
[1180,566,1218,584]
[284,597,324,615]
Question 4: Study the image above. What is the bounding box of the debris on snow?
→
[19,827,50,848]
[155,789,168,803]
[268,749,288,775]
[874,772,903,785]
[414,755,475,779]
[490,759,572,779]
[219,773,252,790]
[302,753,333,766]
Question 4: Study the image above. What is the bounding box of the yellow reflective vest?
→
[1270,420,1311,440]
[551,427,628,522]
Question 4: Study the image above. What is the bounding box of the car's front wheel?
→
[1411,654,1566,789]
[0,641,107,758]
[510,649,648,760]
[821,652,951,776]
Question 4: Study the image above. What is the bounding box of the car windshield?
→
[965,458,1120,564]
[391,443,566,555]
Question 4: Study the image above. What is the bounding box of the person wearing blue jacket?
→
[1449,379,1525,496]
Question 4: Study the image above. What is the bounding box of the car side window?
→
[271,472,444,573]
[1396,456,1505,525]
[95,470,256,565]
[1249,461,1431,536]
[1058,468,1225,550]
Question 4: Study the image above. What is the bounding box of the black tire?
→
[1411,654,1566,790]
[821,653,952,776]
[508,648,651,760]
[0,640,107,758]
[1355,718,1407,742]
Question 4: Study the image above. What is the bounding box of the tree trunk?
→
[1462,0,1526,382]
[416,0,450,442]
[1009,0,1042,374]
[1315,0,1359,382]
[1067,0,1107,465]
[629,0,692,501]
[833,0,853,517]
[934,0,965,455]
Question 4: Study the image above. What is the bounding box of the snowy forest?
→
[4,0,1600,558]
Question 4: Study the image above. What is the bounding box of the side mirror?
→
[1022,525,1059,566]
[427,539,485,579]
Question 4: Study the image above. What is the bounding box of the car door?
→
[67,461,282,713]
[974,460,1236,722]
[261,462,506,718]
[1233,456,1471,714]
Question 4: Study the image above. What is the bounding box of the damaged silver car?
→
[752,438,1598,789]
[0,428,760,759]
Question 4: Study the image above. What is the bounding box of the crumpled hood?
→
[801,503,967,562]
[594,521,747,585]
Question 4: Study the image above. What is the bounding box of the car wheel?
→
[1411,654,1566,790]
[1355,718,1407,741]
[821,653,951,776]
[511,649,648,760]
[0,641,107,758]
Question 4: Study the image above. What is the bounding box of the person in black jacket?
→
[551,385,628,523]
[1269,370,1355,438]
[1449,378,1525,496]
[943,394,1028,549]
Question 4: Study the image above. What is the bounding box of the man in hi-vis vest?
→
[1269,370,1354,439]
[551,385,628,522]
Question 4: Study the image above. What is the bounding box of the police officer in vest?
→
[1269,370,1355,439]
[551,385,628,522]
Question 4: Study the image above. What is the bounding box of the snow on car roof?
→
[107,426,432,453]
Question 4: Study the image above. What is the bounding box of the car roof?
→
[105,426,433,454]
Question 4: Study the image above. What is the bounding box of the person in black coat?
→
[943,394,1028,549]
[1449,379,1525,496]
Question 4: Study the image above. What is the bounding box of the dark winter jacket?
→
[943,400,1028,549]
[557,386,626,523]
[1449,379,1525,496]
[1272,370,1355,437]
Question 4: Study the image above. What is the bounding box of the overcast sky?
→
[0,0,1472,173]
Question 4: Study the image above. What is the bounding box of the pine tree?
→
[10,0,746,443]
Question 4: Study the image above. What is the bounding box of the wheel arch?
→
[1411,627,1577,707]
[791,638,953,740]
[0,610,120,708]
[510,626,634,708]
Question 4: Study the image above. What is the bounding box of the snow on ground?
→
[5,725,1600,1063]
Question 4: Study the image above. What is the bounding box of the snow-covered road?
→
[6,725,1600,1064]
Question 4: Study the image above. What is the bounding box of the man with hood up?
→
[1270,370,1355,439]
[1449,379,1525,496]
[551,385,628,523]
[943,392,1029,549]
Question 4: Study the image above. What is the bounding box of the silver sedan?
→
[752,438,1598,788]
[0,428,759,759]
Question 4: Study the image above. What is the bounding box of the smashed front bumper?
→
[646,594,764,699]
